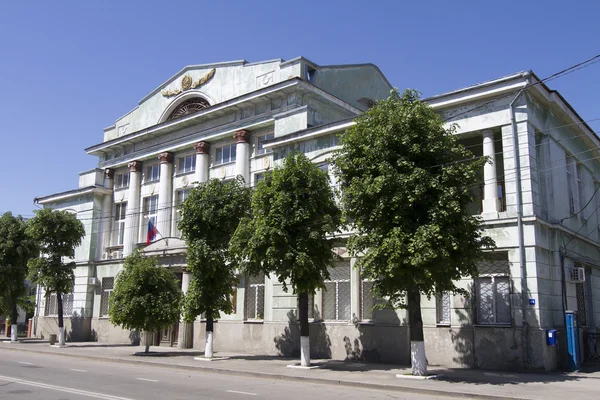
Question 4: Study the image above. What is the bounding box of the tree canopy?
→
[0,212,38,325]
[178,176,251,323]
[332,89,494,303]
[108,250,181,334]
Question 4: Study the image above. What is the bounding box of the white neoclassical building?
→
[34,57,600,370]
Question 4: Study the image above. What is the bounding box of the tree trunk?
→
[205,314,214,358]
[408,289,427,375]
[57,292,65,346]
[298,292,310,367]
[10,303,18,342]
[143,331,152,353]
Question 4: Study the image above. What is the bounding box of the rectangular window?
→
[318,162,330,173]
[100,277,114,317]
[323,260,351,321]
[244,273,265,320]
[177,154,196,174]
[145,164,160,183]
[44,293,74,316]
[577,163,585,218]
[436,291,451,325]
[256,133,274,155]
[475,253,511,325]
[143,195,159,228]
[113,202,127,246]
[566,155,576,213]
[174,189,191,237]
[361,279,375,321]
[114,173,129,189]
[254,172,264,186]
[215,143,237,165]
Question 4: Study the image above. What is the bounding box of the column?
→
[194,141,210,183]
[234,130,250,183]
[100,168,114,258]
[177,270,193,349]
[482,129,500,214]
[123,161,142,256]
[157,152,173,238]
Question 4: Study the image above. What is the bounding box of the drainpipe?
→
[509,82,529,369]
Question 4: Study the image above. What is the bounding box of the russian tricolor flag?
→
[146,219,159,245]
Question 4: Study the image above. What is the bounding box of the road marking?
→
[18,362,33,365]
[70,368,88,372]
[226,390,258,396]
[0,374,134,400]
[136,378,158,382]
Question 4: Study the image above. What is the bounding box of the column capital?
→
[104,168,115,180]
[194,141,210,155]
[128,160,143,172]
[482,129,495,139]
[158,152,174,164]
[233,130,250,144]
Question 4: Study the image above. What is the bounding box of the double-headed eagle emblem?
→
[161,68,216,97]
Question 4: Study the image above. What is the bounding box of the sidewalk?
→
[1,339,599,399]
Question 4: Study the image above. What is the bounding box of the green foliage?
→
[332,89,495,306]
[0,212,38,323]
[108,250,181,332]
[178,176,251,322]
[230,152,341,295]
[26,208,85,296]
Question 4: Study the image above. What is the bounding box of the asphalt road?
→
[0,350,452,400]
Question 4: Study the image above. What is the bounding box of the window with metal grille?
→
[245,273,265,320]
[215,143,237,165]
[44,293,74,316]
[323,260,351,321]
[177,154,196,174]
[100,277,114,317]
[113,202,126,246]
[475,253,511,325]
[576,281,588,327]
[436,291,451,325]
[361,279,375,321]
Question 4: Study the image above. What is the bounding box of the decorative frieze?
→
[161,69,216,97]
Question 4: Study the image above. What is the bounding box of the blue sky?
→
[1,1,599,217]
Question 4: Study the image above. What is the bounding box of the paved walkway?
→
[1,339,599,399]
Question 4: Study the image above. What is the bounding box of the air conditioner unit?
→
[569,267,586,283]
[101,252,109,260]
[88,277,99,286]
[111,251,122,259]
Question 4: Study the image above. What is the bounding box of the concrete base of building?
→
[35,316,92,342]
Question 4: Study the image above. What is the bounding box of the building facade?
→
[34,57,600,371]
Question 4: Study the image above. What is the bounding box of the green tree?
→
[178,176,251,358]
[230,153,341,366]
[27,208,85,346]
[0,212,38,341]
[108,250,181,353]
[332,90,494,375]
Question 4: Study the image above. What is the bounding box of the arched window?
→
[166,97,210,121]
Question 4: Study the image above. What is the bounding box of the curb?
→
[0,345,525,400]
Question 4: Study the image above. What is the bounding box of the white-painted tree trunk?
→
[10,326,17,342]
[411,341,427,376]
[205,331,214,358]
[300,336,310,367]
[57,327,65,346]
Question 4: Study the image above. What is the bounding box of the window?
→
[361,278,375,321]
[576,282,587,327]
[566,155,576,213]
[254,172,264,186]
[174,189,191,237]
[100,277,114,317]
[577,163,585,218]
[114,173,129,189]
[245,273,265,320]
[215,143,236,165]
[145,164,160,183]
[318,162,330,173]
[323,260,351,321]
[113,202,127,246]
[143,195,159,228]
[436,292,451,325]
[44,293,73,316]
[256,133,274,155]
[177,154,196,174]
[475,254,511,325]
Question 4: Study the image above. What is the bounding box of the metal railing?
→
[584,332,600,363]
